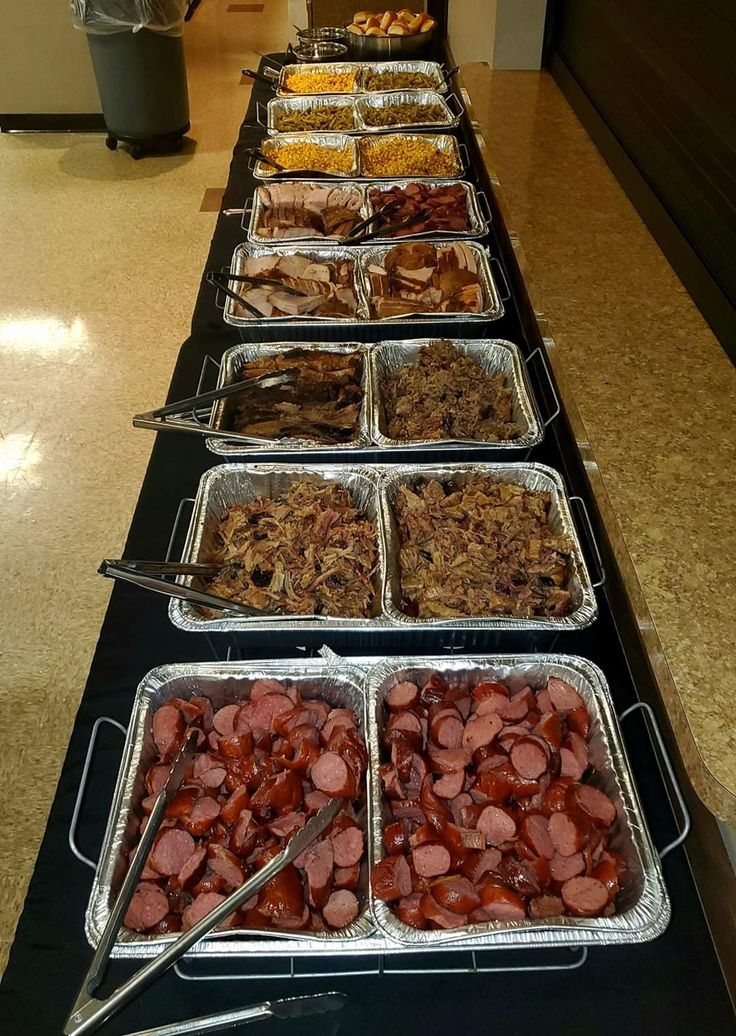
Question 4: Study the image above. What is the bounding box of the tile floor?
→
[0,0,288,974]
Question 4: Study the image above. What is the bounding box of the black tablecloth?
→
[1,60,734,1036]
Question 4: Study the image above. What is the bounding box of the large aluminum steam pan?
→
[357,241,503,322]
[266,94,359,134]
[359,60,447,94]
[354,89,460,132]
[367,655,670,948]
[168,464,390,634]
[245,181,366,245]
[277,62,362,97]
[369,339,542,451]
[253,132,359,180]
[379,462,598,630]
[207,341,372,455]
[85,661,373,958]
[222,243,368,326]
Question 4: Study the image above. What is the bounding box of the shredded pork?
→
[383,340,519,442]
[394,477,574,619]
[207,481,377,618]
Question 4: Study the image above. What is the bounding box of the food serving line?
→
[1,44,735,1036]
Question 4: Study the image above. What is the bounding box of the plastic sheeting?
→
[70,0,189,35]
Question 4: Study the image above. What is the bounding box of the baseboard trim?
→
[548,51,736,366]
[0,113,106,133]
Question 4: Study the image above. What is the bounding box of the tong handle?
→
[241,67,275,88]
[82,733,198,999]
[206,271,261,318]
[97,560,267,617]
[147,367,298,420]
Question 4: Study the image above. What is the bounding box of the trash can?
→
[71,1,190,157]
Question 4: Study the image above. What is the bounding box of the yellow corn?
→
[359,136,458,177]
[284,69,357,95]
[266,141,353,174]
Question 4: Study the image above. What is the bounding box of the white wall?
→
[0,0,100,114]
[448,0,547,70]
[448,0,497,66]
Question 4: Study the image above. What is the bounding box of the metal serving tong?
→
[348,206,432,245]
[241,67,278,88]
[133,367,299,442]
[64,737,343,1036]
[123,992,347,1036]
[98,559,279,618]
[206,270,313,318]
[344,199,402,241]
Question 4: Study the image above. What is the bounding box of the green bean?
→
[275,106,355,132]
[362,102,445,127]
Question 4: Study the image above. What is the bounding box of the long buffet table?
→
[1,55,735,1035]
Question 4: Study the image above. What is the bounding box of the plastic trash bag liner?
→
[71,0,189,35]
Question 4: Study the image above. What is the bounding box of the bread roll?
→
[406,12,423,32]
[387,22,408,34]
[347,22,364,34]
[365,25,384,35]
[397,8,414,22]
[364,15,381,28]
[380,10,397,32]
[420,15,435,31]
[353,11,370,24]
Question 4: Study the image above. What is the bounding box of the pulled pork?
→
[383,340,519,442]
[207,481,377,617]
[395,477,574,619]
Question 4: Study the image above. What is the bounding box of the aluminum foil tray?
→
[369,339,543,451]
[358,132,463,180]
[357,241,504,322]
[359,60,447,94]
[245,181,367,245]
[253,132,359,180]
[206,341,373,456]
[86,656,669,957]
[362,178,488,240]
[222,243,369,326]
[266,94,359,135]
[367,655,670,948]
[168,463,392,633]
[246,179,487,247]
[355,89,459,132]
[85,661,374,958]
[379,462,598,630]
[277,62,362,96]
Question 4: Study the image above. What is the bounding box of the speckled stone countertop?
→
[458,63,736,825]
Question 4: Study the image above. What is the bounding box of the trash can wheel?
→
[105,134,118,151]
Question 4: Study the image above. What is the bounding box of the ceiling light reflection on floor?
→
[0,433,42,479]
[0,317,89,356]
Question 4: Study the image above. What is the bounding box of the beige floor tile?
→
[0,0,288,975]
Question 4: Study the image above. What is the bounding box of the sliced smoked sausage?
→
[371,855,412,901]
